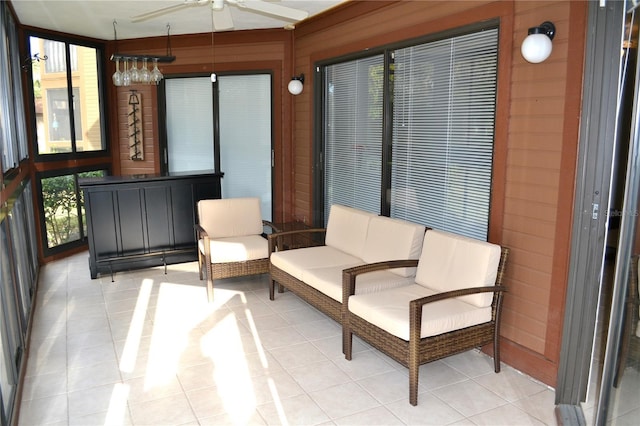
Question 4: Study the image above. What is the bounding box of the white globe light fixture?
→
[288,74,304,95]
[521,21,556,64]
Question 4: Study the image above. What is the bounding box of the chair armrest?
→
[267,228,327,255]
[408,285,508,341]
[342,260,420,302]
[194,224,209,239]
[263,220,278,233]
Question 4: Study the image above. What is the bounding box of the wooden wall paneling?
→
[290,0,587,388]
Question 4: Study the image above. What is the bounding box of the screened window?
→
[29,36,105,155]
[0,3,28,172]
[321,26,498,240]
[391,29,498,240]
[38,169,106,252]
[324,55,384,219]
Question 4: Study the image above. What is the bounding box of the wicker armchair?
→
[342,230,509,405]
[195,197,276,302]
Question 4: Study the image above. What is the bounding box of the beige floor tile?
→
[288,359,352,393]
[256,393,330,425]
[385,392,466,425]
[67,382,128,419]
[21,371,67,401]
[128,393,197,425]
[17,394,68,425]
[333,405,404,425]
[468,403,547,426]
[432,380,509,417]
[67,360,123,392]
[310,381,380,419]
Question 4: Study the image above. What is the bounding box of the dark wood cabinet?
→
[80,171,223,279]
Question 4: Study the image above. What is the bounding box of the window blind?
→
[323,54,384,222]
[391,29,498,240]
[218,74,272,220]
[165,77,215,173]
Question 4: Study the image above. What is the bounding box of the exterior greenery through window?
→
[40,170,105,249]
[321,26,498,240]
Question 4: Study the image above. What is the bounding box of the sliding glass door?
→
[165,77,215,173]
[163,74,272,220]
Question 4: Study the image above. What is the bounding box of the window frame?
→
[35,165,110,258]
[24,30,110,162]
[314,20,501,239]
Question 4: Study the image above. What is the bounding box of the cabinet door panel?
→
[144,186,172,251]
[171,183,196,248]
[116,189,145,255]
[87,191,119,258]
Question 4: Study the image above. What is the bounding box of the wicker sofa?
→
[342,229,509,405]
[268,204,426,322]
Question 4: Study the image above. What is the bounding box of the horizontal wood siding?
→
[291,0,587,387]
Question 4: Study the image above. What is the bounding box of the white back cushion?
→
[324,205,375,259]
[362,216,425,277]
[197,197,263,239]
[415,229,502,307]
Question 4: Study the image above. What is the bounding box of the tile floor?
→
[19,252,558,425]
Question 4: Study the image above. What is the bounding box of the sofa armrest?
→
[342,259,420,302]
[267,228,327,255]
[195,224,209,239]
[408,285,508,341]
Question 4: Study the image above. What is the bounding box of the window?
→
[29,36,105,155]
[323,55,383,218]
[321,25,498,240]
[162,73,273,220]
[0,3,28,172]
[38,169,106,252]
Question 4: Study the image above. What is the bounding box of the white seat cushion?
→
[362,216,425,277]
[303,265,414,302]
[198,197,263,238]
[415,230,501,307]
[325,204,376,259]
[199,235,268,263]
[349,284,492,340]
[270,246,361,281]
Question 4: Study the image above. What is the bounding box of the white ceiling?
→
[11,0,347,40]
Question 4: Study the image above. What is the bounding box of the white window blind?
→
[218,74,272,220]
[165,77,215,173]
[323,55,384,222]
[391,29,498,240]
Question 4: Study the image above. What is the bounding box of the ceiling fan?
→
[131,0,310,31]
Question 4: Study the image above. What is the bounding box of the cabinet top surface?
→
[79,170,223,187]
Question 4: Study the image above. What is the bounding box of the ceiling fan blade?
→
[130,3,192,23]
[236,0,309,22]
[212,5,234,31]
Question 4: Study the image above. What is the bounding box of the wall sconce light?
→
[521,21,556,63]
[288,74,304,95]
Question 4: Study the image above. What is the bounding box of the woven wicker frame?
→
[342,247,509,406]
[197,221,275,302]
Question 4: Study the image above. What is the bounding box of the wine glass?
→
[130,57,140,83]
[112,58,122,86]
[151,58,163,85]
[140,58,151,84]
[122,58,131,86]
